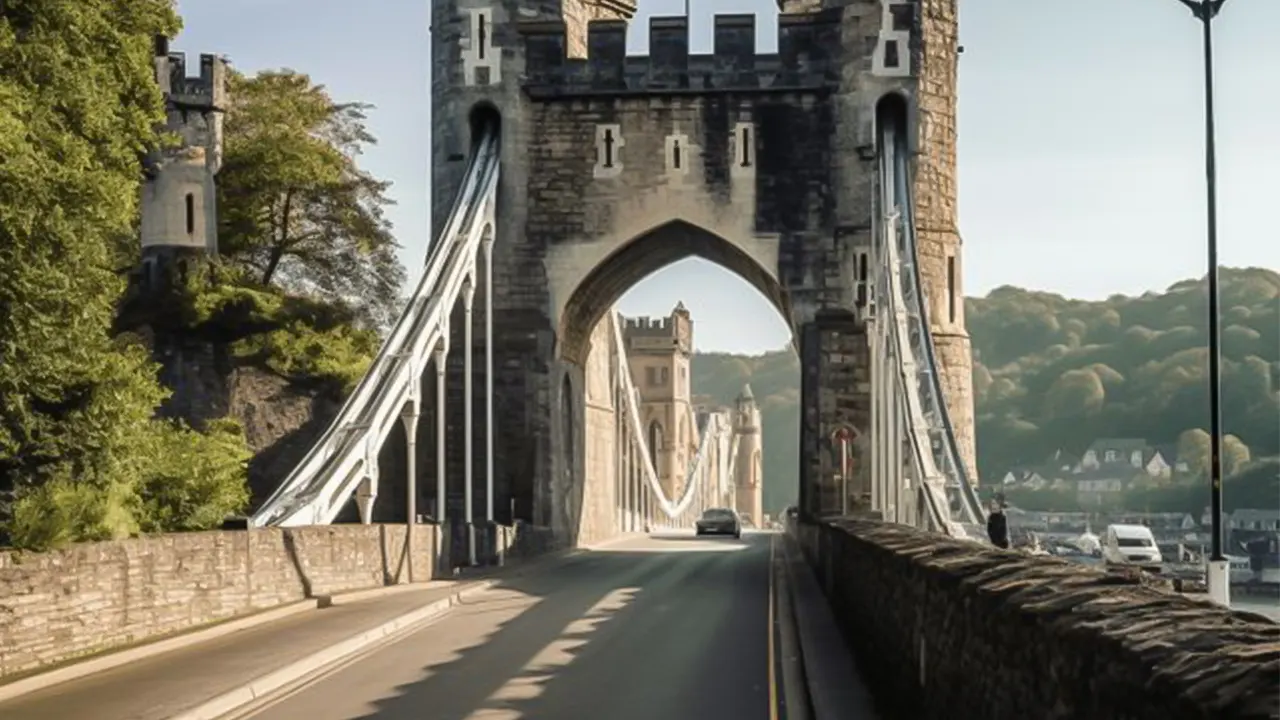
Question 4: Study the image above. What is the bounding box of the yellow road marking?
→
[768,534,779,720]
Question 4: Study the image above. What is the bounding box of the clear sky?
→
[175,0,1278,354]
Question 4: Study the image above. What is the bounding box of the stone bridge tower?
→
[732,384,764,527]
[621,304,696,501]
[430,0,975,538]
[140,35,227,289]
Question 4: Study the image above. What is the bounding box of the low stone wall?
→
[0,524,435,679]
[797,519,1280,720]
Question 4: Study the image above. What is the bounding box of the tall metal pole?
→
[434,344,448,573]
[1177,0,1228,605]
[463,280,476,567]
[483,239,495,525]
[402,406,419,582]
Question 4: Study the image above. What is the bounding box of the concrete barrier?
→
[797,518,1279,719]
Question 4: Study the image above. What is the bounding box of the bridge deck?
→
[0,532,879,720]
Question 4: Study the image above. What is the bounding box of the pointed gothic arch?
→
[646,419,663,473]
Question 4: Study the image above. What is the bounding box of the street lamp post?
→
[1176,0,1229,607]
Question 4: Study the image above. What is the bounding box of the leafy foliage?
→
[216,70,405,331]
[0,2,249,549]
[122,254,381,396]
[970,267,1279,478]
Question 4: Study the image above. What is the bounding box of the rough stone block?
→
[800,520,1280,719]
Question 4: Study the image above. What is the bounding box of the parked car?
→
[1102,524,1163,571]
[695,508,741,539]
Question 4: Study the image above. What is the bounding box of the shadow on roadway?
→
[344,532,769,720]
[644,532,742,542]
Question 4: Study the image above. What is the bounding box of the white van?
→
[1102,524,1163,570]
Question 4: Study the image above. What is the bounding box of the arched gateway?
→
[429,1,976,540]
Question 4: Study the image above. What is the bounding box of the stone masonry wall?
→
[914,0,976,480]
[0,524,435,679]
[578,313,620,546]
[797,520,1279,719]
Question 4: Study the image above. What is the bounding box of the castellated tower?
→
[621,303,697,501]
[772,0,977,481]
[139,35,227,289]
[732,385,764,528]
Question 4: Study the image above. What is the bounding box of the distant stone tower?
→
[621,303,697,500]
[732,384,764,527]
[139,35,227,289]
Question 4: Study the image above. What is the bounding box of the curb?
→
[169,579,499,720]
[779,533,880,719]
[0,600,316,704]
[773,535,814,720]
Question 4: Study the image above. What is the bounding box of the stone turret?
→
[139,34,227,291]
[732,383,763,527]
[621,302,696,499]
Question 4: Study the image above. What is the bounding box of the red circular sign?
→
[833,427,854,443]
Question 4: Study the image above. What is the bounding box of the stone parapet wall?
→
[797,519,1280,719]
[0,524,435,679]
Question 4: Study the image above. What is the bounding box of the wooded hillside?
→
[690,267,1279,512]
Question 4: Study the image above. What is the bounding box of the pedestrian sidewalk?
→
[0,579,491,720]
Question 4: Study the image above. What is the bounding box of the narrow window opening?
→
[884,40,900,68]
[857,252,869,306]
[672,139,681,169]
[477,14,487,60]
[739,127,753,167]
[647,421,663,470]
[184,193,195,234]
[603,128,615,168]
[947,256,957,323]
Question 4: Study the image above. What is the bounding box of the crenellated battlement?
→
[166,53,227,109]
[519,12,840,98]
[621,315,676,336]
[153,35,227,112]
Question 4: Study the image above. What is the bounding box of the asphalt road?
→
[241,530,781,720]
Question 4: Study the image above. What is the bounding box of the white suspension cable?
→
[610,312,732,520]
[252,123,502,527]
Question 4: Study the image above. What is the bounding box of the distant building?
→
[621,303,697,501]
[998,437,1184,499]
[619,304,764,527]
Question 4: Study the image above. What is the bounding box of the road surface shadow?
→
[349,536,770,720]
[645,532,749,543]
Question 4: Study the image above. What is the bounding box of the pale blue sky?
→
[176,0,1278,354]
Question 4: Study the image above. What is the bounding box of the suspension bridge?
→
[1,5,1274,720]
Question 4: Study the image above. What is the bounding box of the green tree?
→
[967,267,1280,481]
[1223,434,1251,477]
[1044,368,1105,417]
[0,3,249,548]
[217,70,405,330]
[1176,429,1211,479]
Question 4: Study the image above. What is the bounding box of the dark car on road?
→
[695,508,741,539]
